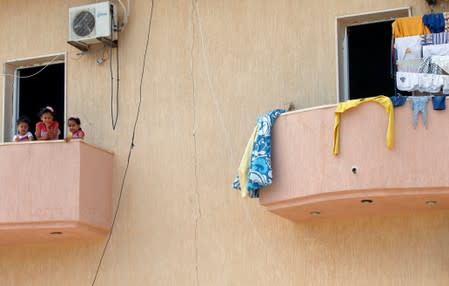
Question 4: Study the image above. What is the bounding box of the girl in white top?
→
[13,116,33,142]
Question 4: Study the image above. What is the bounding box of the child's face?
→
[68,120,80,133]
[17,122,29,135]
[41,112,54,126]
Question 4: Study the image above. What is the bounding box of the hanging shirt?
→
[392,16,431,38]
[420,31,449,45]
[35,121,61,140]
[423,13,445,33]
[333,96,394,156]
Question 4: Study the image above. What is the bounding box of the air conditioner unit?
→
[68,1,117,51]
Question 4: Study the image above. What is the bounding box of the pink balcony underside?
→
[259,101,449,221]
[0,140,113,243]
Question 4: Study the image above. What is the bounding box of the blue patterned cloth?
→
[233,109,286,198]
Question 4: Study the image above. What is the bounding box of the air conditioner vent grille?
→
[73,10,96,37]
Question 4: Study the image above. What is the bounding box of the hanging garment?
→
[429,55,449,73]
[418,73,444,93]
[233,109,286,198]
[233,127,257,198]
[333,96,394,156]
[443,75,449,93]
[390,95,407,107]
[395,35,423,60]
[421,31,449,45]
[432,95,446,110]
[397,59,423,73]
[408,96,430,127]
[423,43,449,57]
[445,12,449,32]
[396,72,419,91]
[418,57,444,74]
[392,16,431,38]
[423,13,445,33]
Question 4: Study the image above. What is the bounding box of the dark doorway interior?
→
[347,20,394,99]
[17,63,64,138]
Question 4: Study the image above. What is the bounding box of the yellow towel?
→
[238,127,257,197]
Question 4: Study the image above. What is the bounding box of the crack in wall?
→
[191,1,202,285]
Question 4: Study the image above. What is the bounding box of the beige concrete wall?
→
[1,0,448,285]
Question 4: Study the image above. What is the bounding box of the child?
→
[66,116,85,140]
[13,116,33,142]
[35,106,60,140]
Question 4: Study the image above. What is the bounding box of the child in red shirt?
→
[35,106,60,140]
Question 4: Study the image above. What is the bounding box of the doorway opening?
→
[336,7,411,101]
[347,20,394,99]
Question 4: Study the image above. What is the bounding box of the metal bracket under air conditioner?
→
[67,38,118,52]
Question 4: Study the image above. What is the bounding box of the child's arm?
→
[35,126,47,140]
[78,130,85,139]
[47,128,59,140]
[27,132,33,141]
[48,122,61,140]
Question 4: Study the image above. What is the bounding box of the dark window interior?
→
[348,20,394,99]
[17,63,64,138]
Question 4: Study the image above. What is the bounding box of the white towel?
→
[395,35,422,60]
[423,43,449,57]
[431,56,449,73]
[396,72,419,91]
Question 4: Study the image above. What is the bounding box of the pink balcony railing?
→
[0,140,112,243]
[259,102,449,221]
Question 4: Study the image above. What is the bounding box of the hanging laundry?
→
[429,55,449,73]
[423,13,445,33]
[423,43,449,57]
[390,94,407,107]
[418,57,444,74]
[418,73,444,93]
[233,127,257,198]
[432,95,446,110]
[333,96,394,156]
[396,72,419,91]
[396,72,445,92]
[445,12,449,32]
[392,16,430,38]
[408,96,430,127]
[233,109,286,198]
[395,35,423,60]
[443,76,449,93]
[421,31,449,45]
[397,59,423,73]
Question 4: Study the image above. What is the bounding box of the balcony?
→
[259,101,449,221]
[0,140,113,243]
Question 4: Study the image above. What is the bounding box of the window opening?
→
[16,64,65,139]
[2,54,65,142]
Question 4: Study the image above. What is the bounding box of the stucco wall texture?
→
[1,0,448,285]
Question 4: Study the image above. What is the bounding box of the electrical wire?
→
[110,13,120,130]
[0,55,62,79]
[90,0,154,284]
